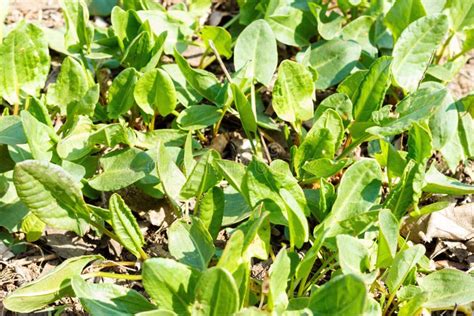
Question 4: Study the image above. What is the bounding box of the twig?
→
[208,40,233,83]
[83,271,142,281]
[259,130,272,163]
[11,253,58,266]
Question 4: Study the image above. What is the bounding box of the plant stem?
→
[213,98,232,137]
[83,271,142,281]
[208,40,233,83]
[13,102,19,115]
[435,31,454,64]
[223,13,241,29]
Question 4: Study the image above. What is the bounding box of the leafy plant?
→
[1,0,474,315]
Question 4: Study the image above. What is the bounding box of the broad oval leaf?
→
[13,160,90,235]
[46,56,92,115]
[180,150,221,200]
[107,67,139,119]
[352,56,392,122]
[423,165,474,195]
[385,244,425,293]
[176,105,222,131]
[418,269,474,309]
[142,258,201,315]
[391,14,448,92]
[109,193,145,259]
[134,68,177,117]
[294,109,344,177]
[231,83,257,136]
[234,19,278,86]
[272,60,315,123]
[302,38,361,89]
[168,217,215,270]
[3,255,102,313]
[308,274,367,315]
[384,0,426,41]
[192,267,240,315]
[268,248,291,311]
[0,22,50,105]
[71,275,156,315]
[89,148,153,191]
[324,159,382,237]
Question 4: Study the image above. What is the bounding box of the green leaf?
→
[302,38,361,89]
[302,158,349,179]
[376,209,399,268]
[265,0,316,47]
[407,122,433,163]
[336,235,371,278]
[134,68,177,117]
[111,6,141,49]
[384,0,426,41]
[309,3,343,41]
[324,159,382,237]
[156,142,186,207]
[192,267,240,315]
[177,105,222,131]
[445,0,474,32]
[243,159,309,247]
[89,148,153,191]
[3,255,102,313]
[20,111,55,162]
[383,160,424,218]
[418,269,474,309]
[391,14,448,92]
[423,165,474,194]
[13,160,90,235]
[180,150,221,200]
[0,116,26,145]
[341,15,377,57]
[231,83,257,137]
[352,56,392,122]
[71,276,156,315]
[57,115,94,161]
[427,84,457,150]
[46,56,93,115]
[142,258,200,315]
[162,63,203,107]
[308,274,367,315]
[385,244,425,293]
[61,0,93,49]
[295,225,326,285]
[268,248,291,311]
[367,87,448,137]
[109,193,145,259]
[107,68,138,119]
[294,109,344,177]
[198,187,224,240]
[200,26,232,58]
[121,30,165,71]
[337,70,368,103]
[21,212,45,242]
[0,22,50,105]
[234,19,278,86]
[168,217,215,270]
[314,93,353,125]
[174,49,225,105]
[272,60,315,123]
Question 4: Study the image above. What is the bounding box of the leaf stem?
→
[83,271,142,281]
[223,13,241,29]
[13,102,20,115]
[88,218,149,261]
[208,40,233,84]
[434,31,454,64]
